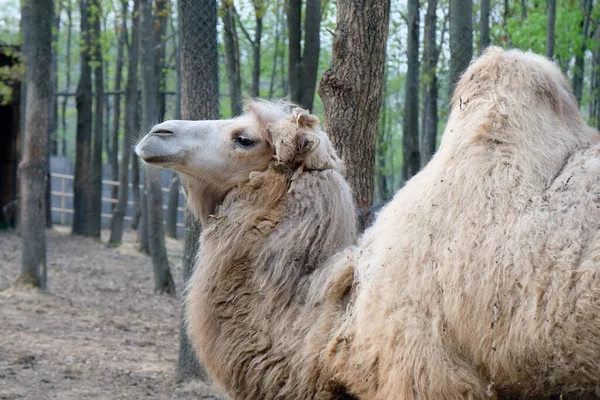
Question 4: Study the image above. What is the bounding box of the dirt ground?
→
[0,226,226,400]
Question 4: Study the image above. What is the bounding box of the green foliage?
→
[0,47,24,105]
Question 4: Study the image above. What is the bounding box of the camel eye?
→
[235,136,255,148]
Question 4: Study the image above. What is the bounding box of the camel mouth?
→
[141,153,184,166]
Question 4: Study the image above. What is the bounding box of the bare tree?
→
[90,0,104,237]
[140,0,174,294]
[110,0,128,206]
[221,0,243,116]
[287,0,321,111]
[130,150,142,229]
[449,0,473,94]
[421,0,440,168]
[109,0,140,245]
[17,0,54,288]
[60,0,73,157]
[165,173,180,238]
[251,0,265,97]
[72,0,94,236]
[318,0,390,230]
[177,0,220,378]
[591,25,600,130]
[403,0,420,182]
[268,2,282,98]
[480,0,490,53]
[572,0,593,104]
[546,0,556,60]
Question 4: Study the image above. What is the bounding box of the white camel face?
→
[135,113,275,191]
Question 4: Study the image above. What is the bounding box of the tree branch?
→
[233,6,255,46]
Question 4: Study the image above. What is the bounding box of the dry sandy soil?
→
[0,226,226,400]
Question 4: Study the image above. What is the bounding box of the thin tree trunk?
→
[165,173,179,238]
[591,26,600,130]
[177,0,220,378]
[165,13,181,239]
[177,209,203,376]
[110,0,139,245]
[61,0,72,157]
[287,0,302,104]
[546,0,556,60]
[572,0,593,104]
[130,150,142,230]
[402,0,420,182]
[154,0,169,121]
[268,2,281,99]
[72,0,94,236]
[140,0,174,293]
[520,0,527,19]
[376,66,389,203]
[480,0,490,53]
[318,0,390,230]
[251,1,263,97]
[90,0,104,237]
[221,1,243,116]
[421,0,439,168]
[110,2,127,208]
[47,5,60,228]
[17,0,53,289]
[449,0,473,95]
[300,0,320,111]
[138,181,150,253]
[146,169,175,294]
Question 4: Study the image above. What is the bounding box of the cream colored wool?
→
[137,47,600,399]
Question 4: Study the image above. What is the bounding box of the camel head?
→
[135,100,341,224]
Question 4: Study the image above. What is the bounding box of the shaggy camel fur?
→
[136,47,600,399]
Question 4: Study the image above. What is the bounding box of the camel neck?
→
[186,167,358,399]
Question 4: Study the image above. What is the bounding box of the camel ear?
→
[291,107,319,129]
[296,131,320,156]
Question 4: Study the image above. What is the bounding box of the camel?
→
[135,47,600,399]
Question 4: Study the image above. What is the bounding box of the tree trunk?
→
[591,26,600,130]
[402,0,420,182]
[449,0,473,95]
[421,0,439,168]
[546,0,556,60]
[572,0,593,105]
[61,0,72,157]
[140,0,174,294]
[46,6,60,228]
[268,2,282,99]
[502,0,511,46]
[145,169,175,294]
[165,173,179,238]
[130,150,142,230]
[318,0,390,230]
[138,181,150,253]
[109,0,139,245]
[154,0,169,121]
[90,0,104,237]
[221,0,243,116]
[376,66,390,203]
[177,209,205,378]
[72,0,94,236]
[251,1,264,98]
[480,0,490,53]
[300,0,320,111]
[110,1,127,208]
[286,0,321,110]
[17,0,53,289]
[287,0,302,104]
[177,0,220,378]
